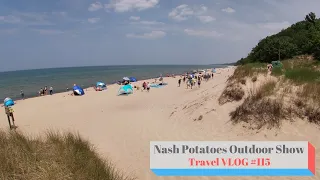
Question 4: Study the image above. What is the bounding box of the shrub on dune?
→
[0,130,133,180]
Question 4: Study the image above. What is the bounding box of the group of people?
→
[38,86,53,96]
[178,71,214,89]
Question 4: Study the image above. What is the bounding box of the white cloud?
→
[51,11,67,16]
[126,30,166,39]
[169,4,209,22]
[0,12,57,25]
[257,21,291,31]
[105,0,159,12]
[88,18,100,23]
[130,20,164,25]
[184,29,222,38]
[32,29,64,35]
[198,16,215,23]
[0,15,21,24]
[222,7,235,13]
[168,4,194,21]
[88,2,103,11]
[129,16,140,20]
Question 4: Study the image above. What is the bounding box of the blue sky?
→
[0,0,320,71]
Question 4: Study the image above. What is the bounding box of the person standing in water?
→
[20,90,24,100]
[44,86,47,95]
[49,87,53,95]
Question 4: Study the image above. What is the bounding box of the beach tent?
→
[123,77,130,81]
[96,82,107,88]
[73,85,85,96]
[271,61,283,68]
[212,68,216,73]
[96,82,107,91]
[118,84,133,95]
[129,77,137,82]
[4,97,14,107]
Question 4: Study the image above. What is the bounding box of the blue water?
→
[0,65,226,100]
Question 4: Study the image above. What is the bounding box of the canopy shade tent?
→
[271,61,283,68]
[96,82,106,88]
[73,85,85,96]
[118,84,133,95]
[95,82,107,91]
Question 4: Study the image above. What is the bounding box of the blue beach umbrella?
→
[4,97,14,107]
[129,77,137,82]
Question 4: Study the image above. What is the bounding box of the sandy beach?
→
[1,67,319,180]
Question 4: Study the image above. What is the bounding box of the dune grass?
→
[0,130,132,180]
[218,83,245,105]
[225,56,320,129]
[230,80,283,129]
[285,68,320,83]
[228,63,267,82]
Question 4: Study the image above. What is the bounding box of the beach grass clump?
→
[228,63,267,82]
[229,80,281,129]
[0,130,132,180]
[230,97,284,129]
[218,83,245,105]
[297,83,320,105]
[305,106,320,125]
[249,80,277,100]
[240,79,246,85]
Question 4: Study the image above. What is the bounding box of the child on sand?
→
[178,79,181,87]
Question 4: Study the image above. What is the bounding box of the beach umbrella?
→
[123,77,130,81]
[73,86,85,96]
[4,97,14,107]
[129,77,137,82]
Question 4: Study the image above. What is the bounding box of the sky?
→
[0,0,320,71]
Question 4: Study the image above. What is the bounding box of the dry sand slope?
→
[0,67,319,180]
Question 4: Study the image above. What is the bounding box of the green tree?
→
[236,12,320,64]
[305,12,316,25]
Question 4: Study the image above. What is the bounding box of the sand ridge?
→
[0,67,319,180]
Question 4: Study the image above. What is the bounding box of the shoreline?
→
[3,66,225,102]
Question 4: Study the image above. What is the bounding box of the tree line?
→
[237,12,320,65]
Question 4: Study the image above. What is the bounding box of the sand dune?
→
[0,67,319,180]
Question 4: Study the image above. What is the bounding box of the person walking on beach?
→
[198,79,201,88]
[147,82,150,92]
[142,82,147,91]
[20,90,24,100]
[178,79,181,87]
[49,87,53,95]
[183,76,186,83]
